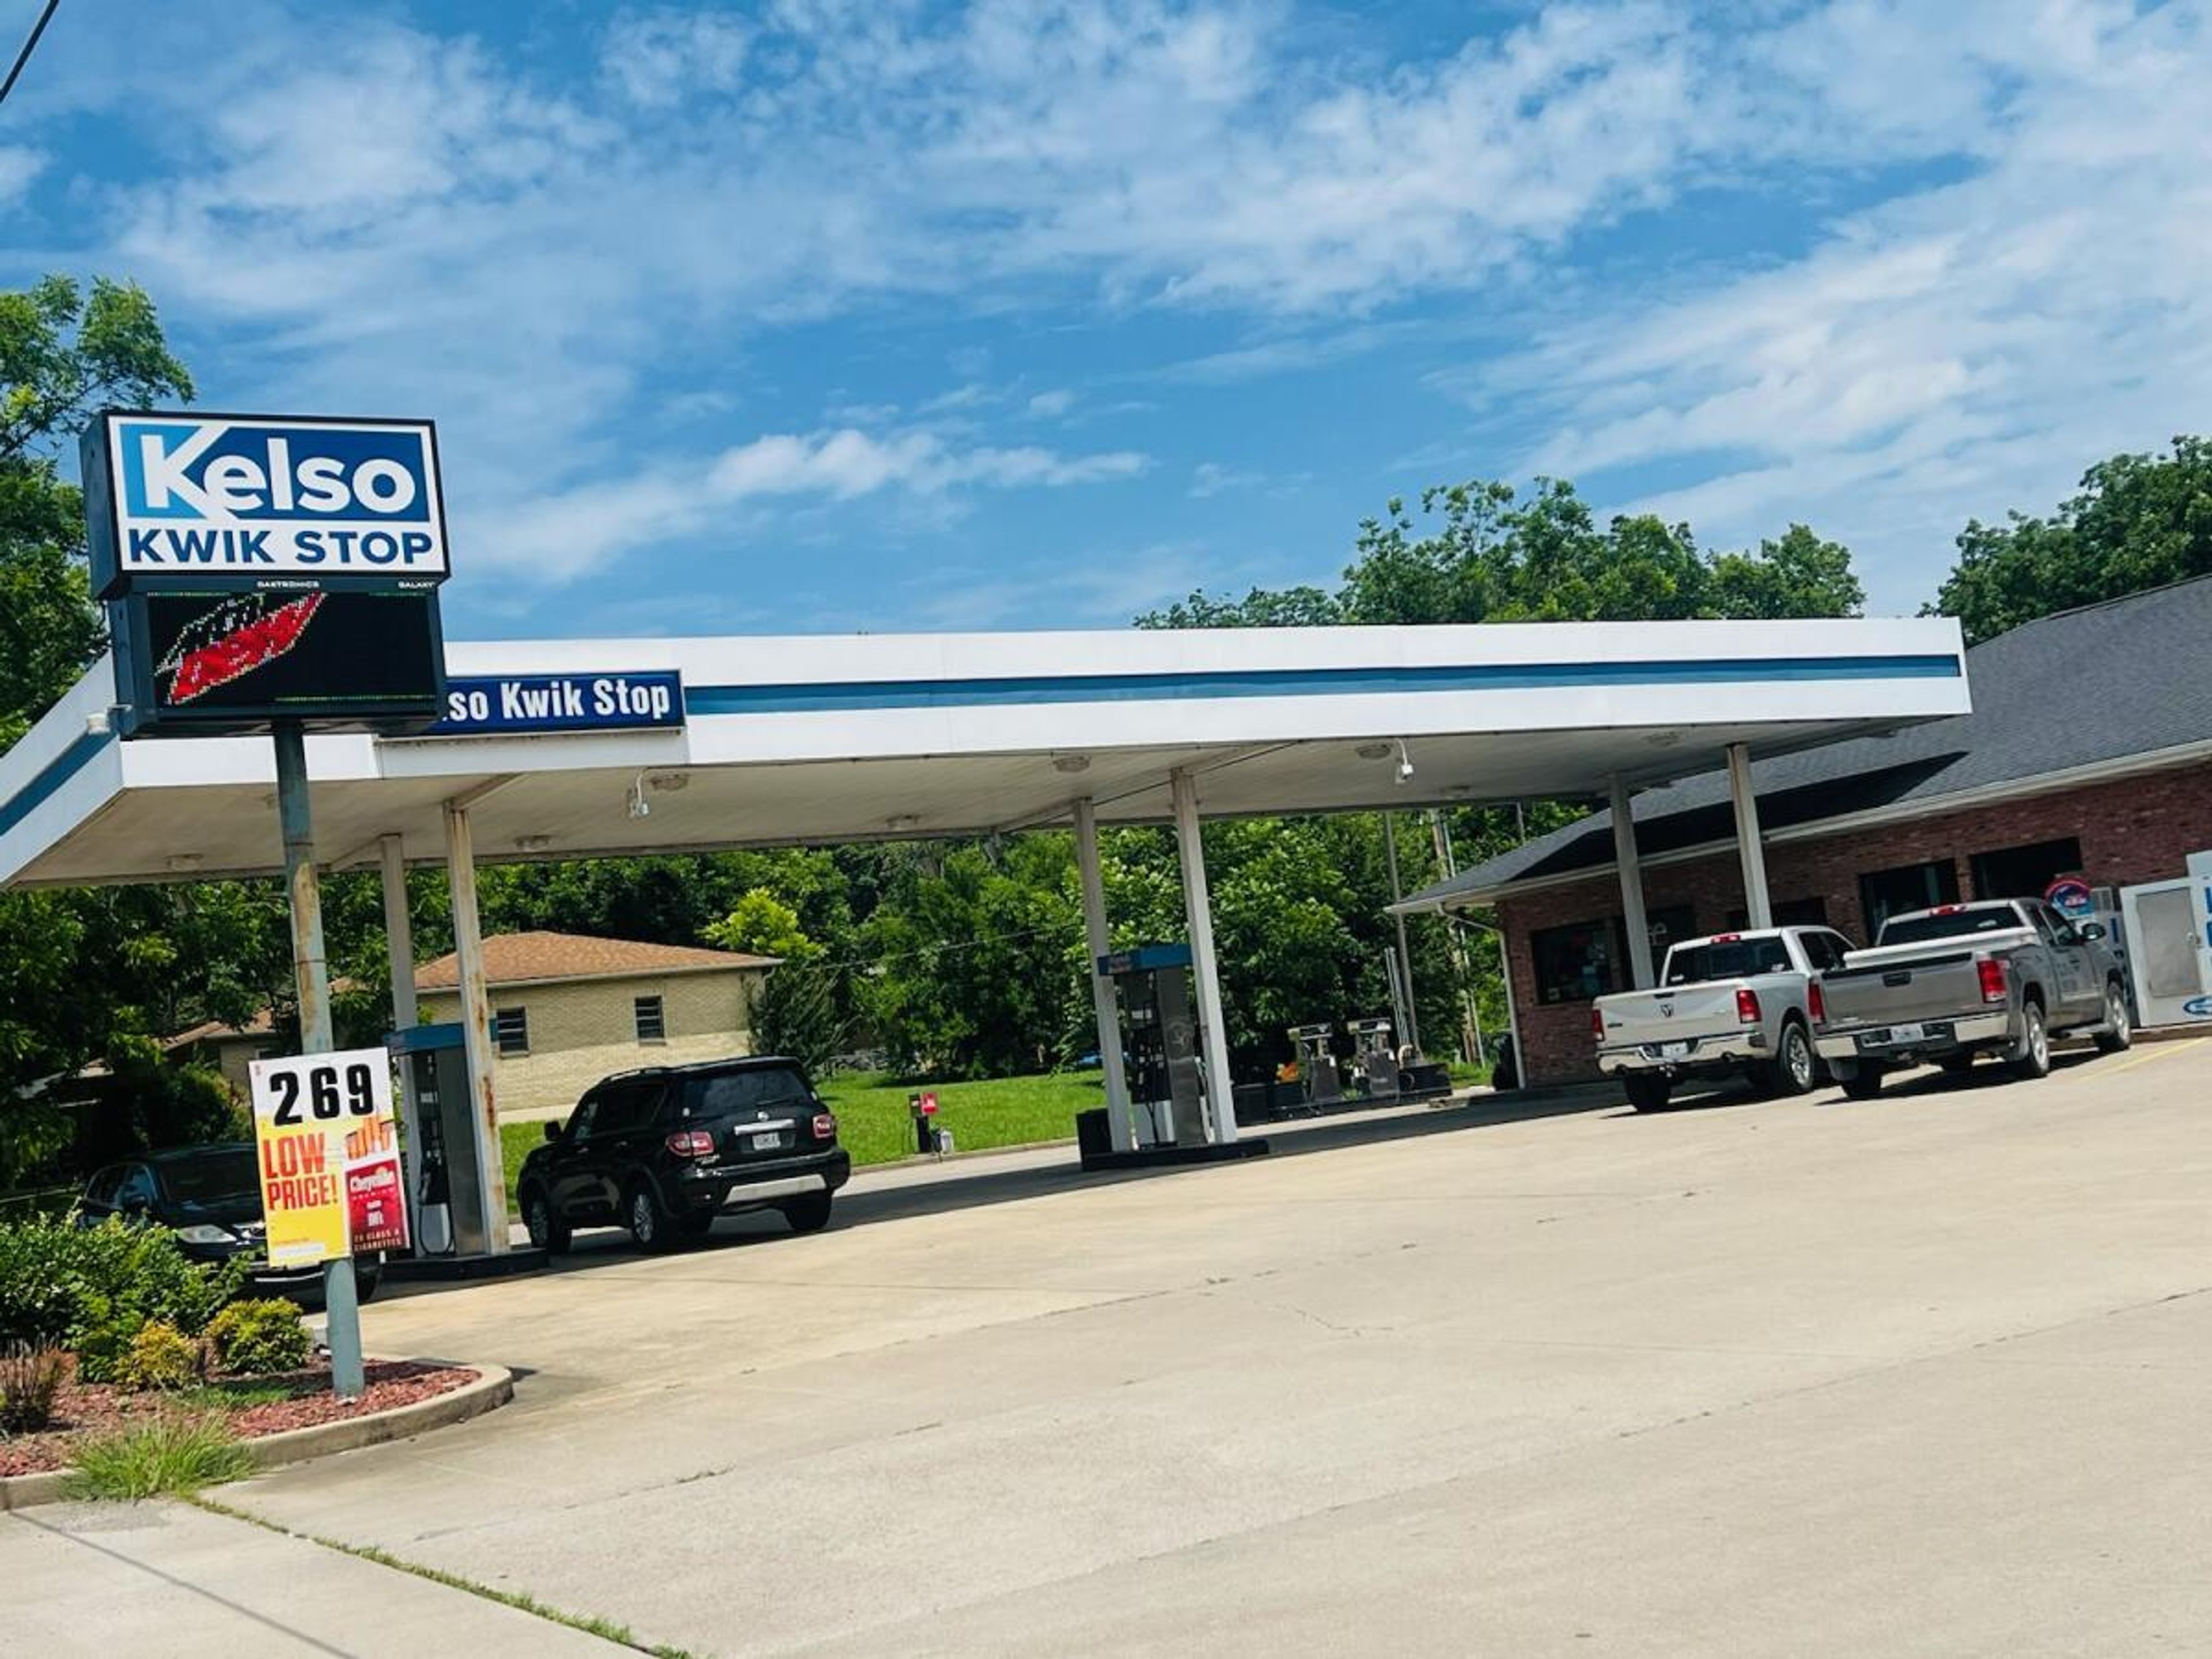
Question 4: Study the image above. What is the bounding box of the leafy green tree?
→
[1139,476,1863,630]
[706,889,817,960]
[1934,436,2212,643]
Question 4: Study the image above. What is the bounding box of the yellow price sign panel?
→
[247,1048,407,1269]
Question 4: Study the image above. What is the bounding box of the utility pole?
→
[274,724,365,1398]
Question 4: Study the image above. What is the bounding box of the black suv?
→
[518,1056,851,1253]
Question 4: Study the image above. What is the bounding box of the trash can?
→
[1074,1108,1111,1160]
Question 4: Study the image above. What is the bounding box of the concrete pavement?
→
[6,1041,2208,1656]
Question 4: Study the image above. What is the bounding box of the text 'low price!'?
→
[247,1048,410,1268]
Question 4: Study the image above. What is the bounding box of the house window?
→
[1858,859,1960,937]
[1969,837,2085,902]
[634,994,666,1043]
[492,1007,529,1056]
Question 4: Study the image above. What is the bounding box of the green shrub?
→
[114,1320,202,1392]
[64,1414,255,1500]
[0,1216,251,1381]
[0,1342,69,1432]
[204,1299,310,1377]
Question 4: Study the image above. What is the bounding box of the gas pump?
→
[1349,1017,1400,1103]
[1288,1023,1342,1111]
[385,1023,492,1260]
[1101,944,1210,1146]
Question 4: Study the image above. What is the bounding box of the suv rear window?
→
[1877,907,2021,946]
[1664,937,1791,985]
[680,1065,816,1119]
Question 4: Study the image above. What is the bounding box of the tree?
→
[706,889,818,960]
[0,277,194,740]
[1138,476,1863,630]
[0,276,257,1127]
[1934,436,2212,643]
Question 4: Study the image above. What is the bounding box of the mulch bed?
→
[0,1359,477,1477]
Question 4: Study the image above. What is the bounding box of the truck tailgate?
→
[1821,952,1984,1028]
[1597,983,1745,1046]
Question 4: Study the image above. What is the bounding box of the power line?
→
[0,0,59,109]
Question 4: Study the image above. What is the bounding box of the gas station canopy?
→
[1,616,1968,885]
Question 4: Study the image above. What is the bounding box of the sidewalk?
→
[0,1501,627,1658]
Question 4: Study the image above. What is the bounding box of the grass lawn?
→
[498,1068,1102,1215]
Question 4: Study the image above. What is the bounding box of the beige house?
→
[414,932,777,1117]
[169,930,777,1118]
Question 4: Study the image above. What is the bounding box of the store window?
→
[1531,907,1698,1003]
[1858,859,1961,937]
[1531,918,1623,1005]
[1969,837,2085,902]
[492,1006,529,1056]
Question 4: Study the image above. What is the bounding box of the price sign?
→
[248,1048,410,1267]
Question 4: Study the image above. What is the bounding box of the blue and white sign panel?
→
[85,412,449,597]
[428,672,684,737]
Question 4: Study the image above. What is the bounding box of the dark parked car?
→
[75,1142,382,1304]
[518,1056,852,1253]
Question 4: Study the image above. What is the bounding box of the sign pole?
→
[273,722,366,1398]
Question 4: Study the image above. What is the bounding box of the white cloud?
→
[1027,388,1076,418]
[600,9,751,107]
[0,147,44,208]
[1189,461,1264,497]
[1486,0,2212,606]
[23,0,2212,618]
[482,426,1147,579]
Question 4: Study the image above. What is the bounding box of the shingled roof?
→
[413,931,777,990]
[1402,575,2212,909]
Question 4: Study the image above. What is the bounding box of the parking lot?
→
[10,1040,2212,1657]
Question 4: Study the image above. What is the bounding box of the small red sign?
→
[919,1091,939,1116]
[345,1154,410,1255]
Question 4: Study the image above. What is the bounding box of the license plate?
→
[1660,1041,1691,1059]
[1889,1023,1925,1044]
[748,1129,786,1150]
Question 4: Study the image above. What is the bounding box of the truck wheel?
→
[2008,998,2051,1081]
[2093,979,2134,1054]
[1840,1063,1884,1101]
[1623,1074,1672,1113]
[1763,1019,1816,1097]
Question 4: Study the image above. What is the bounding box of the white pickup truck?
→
[1591,926,1854,1112]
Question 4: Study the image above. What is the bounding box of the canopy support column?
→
[442,801,508,1255]
[1609,775,1654,989]
[1727,743,1774,930]
[1073,798,1134,1153]
[377,834,425,1222]
[1170,768,1238,1146]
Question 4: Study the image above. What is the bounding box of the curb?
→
[0,1361,512,1513]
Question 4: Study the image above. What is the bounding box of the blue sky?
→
[3,1,2208,641]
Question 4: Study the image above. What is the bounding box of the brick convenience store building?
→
[1404,579,2212,1086]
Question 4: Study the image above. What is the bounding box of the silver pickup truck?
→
[1592,926,1854,1113]
[1815,898,2131,1099]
